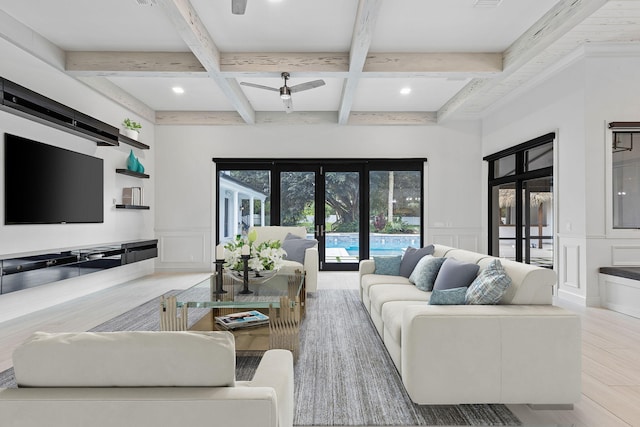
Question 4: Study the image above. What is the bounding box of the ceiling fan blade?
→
[240,82,279,92]
[289,79,326,93]
[232,0,247,15]
[283,97,293,114]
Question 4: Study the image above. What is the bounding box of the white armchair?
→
[249,226,319,292]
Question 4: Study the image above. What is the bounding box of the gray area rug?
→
[0,288,521,426]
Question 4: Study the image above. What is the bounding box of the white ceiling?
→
[0,0,639,125]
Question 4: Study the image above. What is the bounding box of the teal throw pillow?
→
[432,258,480,291]
[466,259,512,305]
[409,255,446,291]
[373,255,402,276]
[429,287,467,305]
[399,245,435,278]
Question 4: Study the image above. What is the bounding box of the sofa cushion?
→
[433,258,480,291]
[381,300,426,346]
[466,259,512,305]
[429,287,468,305]
[13,331,236,388]
[282,232,317,264]
[369,284,430,315]
[361,274,411,302]
[477,257,556,304]
[409,255,446,291]
[399,245,434,278]
[374,255,402,276]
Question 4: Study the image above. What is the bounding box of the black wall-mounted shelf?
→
[116,169,150,179]
[0,77,119,146]
[0,240,158,295]
[119,133,150,150]
[116,204,150,210]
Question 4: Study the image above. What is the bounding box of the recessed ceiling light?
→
[400,87,412,95]
[172,87,185,94]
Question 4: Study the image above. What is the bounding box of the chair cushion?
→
[399,245,434,277]
[282,233,318,264]
[13,331,236,388]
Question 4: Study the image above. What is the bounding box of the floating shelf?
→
[118,133,149,150]
[115,204,150,210]
[115,168,149,179]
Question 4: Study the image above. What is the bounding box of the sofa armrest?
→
[303,246,319,292]
[249,349,294,427]
[359,259,375,276]
[401,305,581,405]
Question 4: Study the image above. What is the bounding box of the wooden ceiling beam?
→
[338,0,383,125]
[157,0,255,124]
[66,51,207,76]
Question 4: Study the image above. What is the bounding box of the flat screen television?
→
[4,133,104,224]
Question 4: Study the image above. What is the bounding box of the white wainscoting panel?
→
[156,229,211,271]
[562,244,581,289]
[428,228,482,252]
[611,246,640,266]
[599,273,640,319]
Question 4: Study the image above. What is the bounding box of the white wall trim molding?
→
[561,243,581,289]
[611,245,640,267]
[557,287,586,306]
[427,227,482,252]
[599,273,640,319]
[156,228,211,271]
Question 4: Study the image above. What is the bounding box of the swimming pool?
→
[324,233,420,256]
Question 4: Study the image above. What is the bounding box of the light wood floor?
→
[1,271,639,427]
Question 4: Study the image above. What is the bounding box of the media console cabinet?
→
[0,240,157,295]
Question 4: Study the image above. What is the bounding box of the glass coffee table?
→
[160,269,305,357]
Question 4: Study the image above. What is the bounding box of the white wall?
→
[0,38,156,310]
[155,121,484,270]
[482,43,640,307]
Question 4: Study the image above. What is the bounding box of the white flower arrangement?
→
[223,231,286,272]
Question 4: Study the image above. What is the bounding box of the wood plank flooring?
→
[1,271,639,426]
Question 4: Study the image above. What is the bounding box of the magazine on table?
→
[215,310,269,330]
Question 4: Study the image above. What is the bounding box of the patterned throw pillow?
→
[429,287,467,305]
[465,259,512,305]
[409,255,446,291]
[399,245,435,278]
[373,255,402,276]
[432,258,480,291]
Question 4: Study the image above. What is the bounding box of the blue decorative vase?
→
[136,161,145,174]
[126,150,138,172]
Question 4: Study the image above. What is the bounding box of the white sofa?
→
[359,244,581,406]
[250,226,319,292]
[0,331,293,427]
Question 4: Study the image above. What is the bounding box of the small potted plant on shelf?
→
[122,118,142,141]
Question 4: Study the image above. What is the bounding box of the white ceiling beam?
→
[156,111,245,125]
[66,51,206,76]
[437,0,609,122]
[157,0,255,124]
[0,9,65,71]
[348,112,437,126]
[338,0,383,125]
[65,51,502,77]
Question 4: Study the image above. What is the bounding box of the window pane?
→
[493,155,516,178]
[613,133,640,228]
[368,170,421,257]
[218,170,270,242]
[525,143,553,172]
[280,171,315,231]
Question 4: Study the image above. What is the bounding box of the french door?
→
[215,159,425,272]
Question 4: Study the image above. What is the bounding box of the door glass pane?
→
[523,177,553,268]
[495,183,516,261]
[369,170,421,257]
[218,170,270,243]
[325,171,360,264]
[525,142,553,172]
[612,132,640,228]
[279,171,315,232]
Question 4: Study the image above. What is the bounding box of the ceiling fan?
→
[232,0,247,15]
[240,72,326,113]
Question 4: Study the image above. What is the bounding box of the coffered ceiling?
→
[0,0,639,126]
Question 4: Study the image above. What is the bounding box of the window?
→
[610,126,640,229]
[485,133,555,268]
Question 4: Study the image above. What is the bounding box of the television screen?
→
[4,133,104,224]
